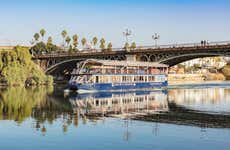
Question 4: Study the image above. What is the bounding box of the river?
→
[0,84,230,150]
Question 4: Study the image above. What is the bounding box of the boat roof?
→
[83,59,168,68]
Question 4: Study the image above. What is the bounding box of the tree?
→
[33,33,40,43]
[47,36,53,44]
[92,37,98,48]
[46,37,57,52]
[72,34,79,50]
[65,36,71,48]
[81,38,87,48]
[0,53,3,70]
[46,43,57,52]
[100,38,106,50]
[61,30,68,48]
[124,42,130,51]
[40,29,46,41]
[107,42,112,51]
[30,42,46,54]
[130,42,137,50]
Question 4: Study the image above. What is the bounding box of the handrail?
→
[33,40,230,58]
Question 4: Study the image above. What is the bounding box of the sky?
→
[0,0,230,47]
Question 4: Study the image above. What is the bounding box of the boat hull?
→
[69,81,168,93]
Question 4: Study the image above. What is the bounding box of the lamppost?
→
[123,29,132,51]
[123,29,132,44]
[152,33,160,48]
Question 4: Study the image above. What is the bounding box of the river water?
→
[0,84,230,150]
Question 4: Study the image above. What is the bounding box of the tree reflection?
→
[0,86,103,134]
[0,87,53,123]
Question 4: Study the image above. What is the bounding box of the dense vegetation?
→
[0,46,53,86]
[222,64,230,80]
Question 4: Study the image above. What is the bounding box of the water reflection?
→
[0,86,230,149]
[0,87,53,123]
[169,88,230,114]
[0,86,73,135]
[0,86,230,132]
[69,90,168,117]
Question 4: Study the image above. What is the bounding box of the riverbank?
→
[168,73,226,84]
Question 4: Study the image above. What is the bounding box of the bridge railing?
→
[139,41,230,49]
[33,40,230,57]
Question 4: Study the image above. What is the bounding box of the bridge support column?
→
[126,55,137,61]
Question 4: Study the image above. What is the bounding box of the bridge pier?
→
[126,55,137,61]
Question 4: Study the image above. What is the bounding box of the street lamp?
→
[123,29,132,44]
[152,33,160,48]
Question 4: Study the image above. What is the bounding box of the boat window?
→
[144,76,148,82]
[99,76,109,83]
[122,76,126,82]
[139,76,144,82]
[96,100,99,106]
[112,76,120,83]
[96,76,99,83]
[134,76,139,82]
[122,76,133,82]
[148,76,155,82]
[155,76,165,82]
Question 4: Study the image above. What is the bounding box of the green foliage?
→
[40,29,46,40]
[0,46,53,86]
[72,34,79,49]
[30,42,58,54]
[177,64,185,68]
[81,38,87,47]
[61,30,67,38]
[124,42,130,51]
[65,36,71,46]
[107,42,113,51]
[222,65,230,80]
[100,38,106,50]
[130,42,137,50]
[34,33,40,42]
[92,37,98,47]
[47,36,53,44]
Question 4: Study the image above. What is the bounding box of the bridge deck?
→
[33,41,230,59]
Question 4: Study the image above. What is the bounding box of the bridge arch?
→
[45,59,85,75]
[158,53,230,66]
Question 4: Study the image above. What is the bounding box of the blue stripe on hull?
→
[69,81,168,91]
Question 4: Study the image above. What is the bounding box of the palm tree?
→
[65,36,71,49]
[72,34,79,50]
[81,38,87,48]
[107,42,112,51]
[47,36,53,44]
[40,29,46,41]
[100,38,106,50]
[61,30,68,48]
[92,37,98,49]
[33,33,40,43]
[124,42,130,51]
[130,42,137,50]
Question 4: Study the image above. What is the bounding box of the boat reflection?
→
[69,90,169,117]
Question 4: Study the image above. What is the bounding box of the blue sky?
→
[0,0,230,47]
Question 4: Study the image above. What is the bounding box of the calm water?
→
[0,85,230,150]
